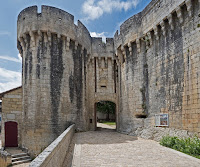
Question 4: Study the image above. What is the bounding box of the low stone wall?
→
[29,124,75,167]
[0,150,11,167]
[133,127,196,142]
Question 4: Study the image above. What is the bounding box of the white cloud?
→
[0,31,11,36]
[0,68,21,93]
[90,32,107,42]
[0,55,22,63]
[18,54,22,62]
[82,0,139,21]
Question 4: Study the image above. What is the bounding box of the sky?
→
[0,0,151,93]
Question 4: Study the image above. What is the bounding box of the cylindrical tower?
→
[17,6,91,156]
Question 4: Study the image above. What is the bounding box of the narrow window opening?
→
[135,115,147,118]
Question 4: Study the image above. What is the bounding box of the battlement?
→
[18,6,74,25]
[114,0,190,49]
[17,5,91,53]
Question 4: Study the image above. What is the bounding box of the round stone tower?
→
[17,6,91,156]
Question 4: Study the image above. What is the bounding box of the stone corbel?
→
[160,21,166,36]
[136,38,141,53]
[37,30,42,41]
[153,26,159,40]
[121,45,126,59]
[44,32,48,43]
[147,32,152,46]
[47,31,51,43]
[176,6,183,24]
[66,37,70,51]
[29,31,36,51]
[22,34,27,44]
[75,41,78,50]
[105,57,108,62]
[17,41,23,55]
[61,36,66,52]
[116,59,120,66]
[81,47,84,55]
[128,42,132,55]
[19,37,25,51]
[186,0,192,17]
[167,14,174,30]
[57,34,61,41]
[116,51,123,65]
[145,35,149,49]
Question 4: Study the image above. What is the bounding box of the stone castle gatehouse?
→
[13,0,200,156]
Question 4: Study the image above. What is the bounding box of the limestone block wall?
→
[0,150,11,167]
[17,0,200,156]
[1,87,22,148]
[17,6,91,156]
[29,124,75,167]
[86,38,119,130]
[114,0,200,135]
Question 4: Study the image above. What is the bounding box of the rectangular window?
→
[155,114,169,127]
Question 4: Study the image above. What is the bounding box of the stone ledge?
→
[29,124,75,167]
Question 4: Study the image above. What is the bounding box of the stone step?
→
[12,152,27,158]
[12,155,30,162]
[12,158,32,166]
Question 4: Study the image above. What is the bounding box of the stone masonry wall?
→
[114,0,200,136]
[17,0,200,156]
[29,124,75,167]
[17,6,91,156]
[1,87,22,148]
[86,38,119,130]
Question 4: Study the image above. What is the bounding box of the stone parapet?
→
[17,6,91,55]
[29,124,75,167]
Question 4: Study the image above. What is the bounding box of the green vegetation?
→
[100,121,116,126]
[160,135,200,159]
[97,101,115,121]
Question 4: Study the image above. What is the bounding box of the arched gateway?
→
[17,0,200,156]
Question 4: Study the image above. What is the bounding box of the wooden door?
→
[5,121,18,147]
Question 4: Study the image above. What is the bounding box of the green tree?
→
[97,101,115,121]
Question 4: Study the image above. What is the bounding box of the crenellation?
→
[10,0,200,157]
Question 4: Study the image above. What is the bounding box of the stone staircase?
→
[11,152,32,166]
[5,147,32,166]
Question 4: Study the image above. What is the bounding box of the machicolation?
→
[1,0,200,157]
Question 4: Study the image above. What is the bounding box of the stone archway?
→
[94,101,117,131]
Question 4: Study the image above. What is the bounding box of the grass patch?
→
[100,121,116,126]
[160,135,200,159]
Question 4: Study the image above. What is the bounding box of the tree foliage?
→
[97,101,115,120]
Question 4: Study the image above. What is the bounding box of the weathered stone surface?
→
[15,0,200,156]
[0,87,22,148]
[29,125,75,167]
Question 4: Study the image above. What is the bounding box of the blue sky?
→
[0,0,151,93]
